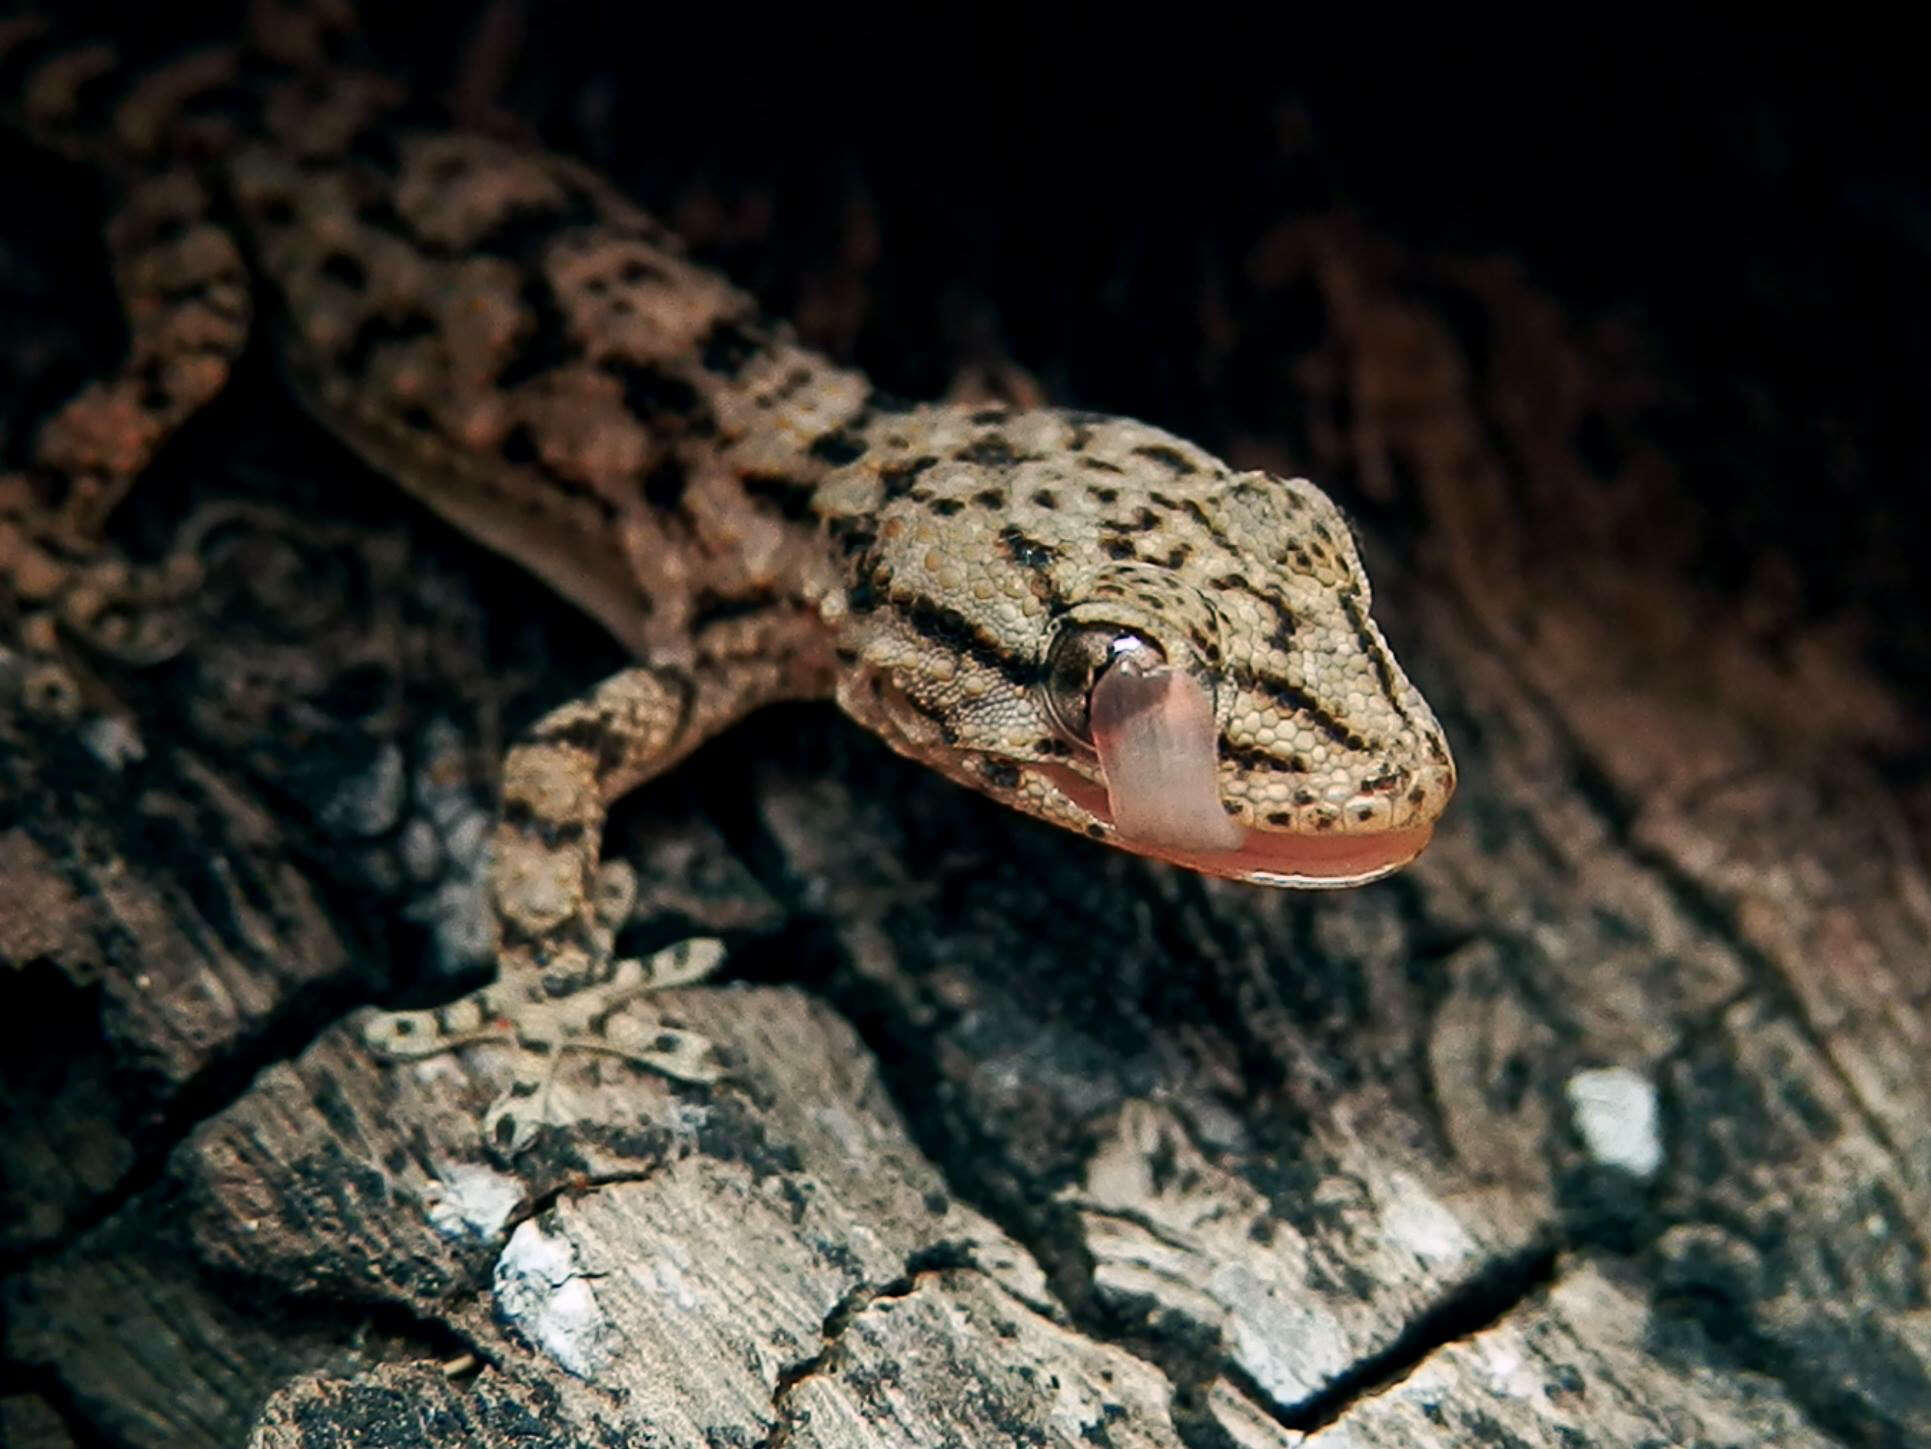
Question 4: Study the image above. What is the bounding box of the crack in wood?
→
[1273,1239,1561,1431]
[757,1240,980,1449]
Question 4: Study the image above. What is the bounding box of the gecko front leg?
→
[364,656,792,1155]
[367,873,726,1157]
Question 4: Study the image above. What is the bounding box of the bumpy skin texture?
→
[1,7,1453,1152]
[817,408,1452,881]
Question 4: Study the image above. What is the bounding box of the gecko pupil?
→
[1040,624,1161,745]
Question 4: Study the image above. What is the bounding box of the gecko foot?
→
[363,934,729,1158]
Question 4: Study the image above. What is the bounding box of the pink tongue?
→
[1089,665,1245,852]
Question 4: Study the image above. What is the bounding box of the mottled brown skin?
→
[0,9,1453,1152]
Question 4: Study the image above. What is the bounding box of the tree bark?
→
[4,11,1927,1446]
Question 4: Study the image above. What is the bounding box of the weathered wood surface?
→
[4,12,1928,1446]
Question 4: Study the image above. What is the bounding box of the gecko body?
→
[1,9,1453,1151]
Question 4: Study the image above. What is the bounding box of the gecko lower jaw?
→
[1032,763,1439,888]
[1122,820,1436,888]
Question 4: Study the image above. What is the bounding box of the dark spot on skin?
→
[1409,785,1427,803]
[1268,613,1298,656]
[809,431,868,465]
[742,472,817,523]
[1103,539,1136,560]
[469,188,603,262]
[1221,743,1297,774]
[896,594,1036,687]
[493,278,575,389]
[642,459,687,511]
[1085,824,1106,839]
[347,126,402,174]
[338,311,438,377]
[1035,737,1073,758]
[501,424,540,466]
[604,359,710,433]
[320,251,367,289]
[619,257,663,284]
[1081,458,1125,475]
[1355,805,1375,821]
[1339,586,1410,723]
[151,274,223,307]
[146,213,190,247]
[1133,444,1197,476]
[1100,507,1159,534]
[1031,489,1059,509]
[1266,811,1293,826]
[1161,545,1191,568]
[932,498,965,517]
[1087,485,1120,505]
[531,716,610,753]
[698,318,762,378]
[500,797,586,850]
[880,456,937,499]
[1232,667,1374,753]
[353,195,408,236]
[692,587,779,629]
[980,759,1021,790]
[831,522,874,559]
[956,435,1019,467]
[998,526,1057,572]
[973,488,1006,509]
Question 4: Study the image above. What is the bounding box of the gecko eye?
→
[1040,624,1163,746]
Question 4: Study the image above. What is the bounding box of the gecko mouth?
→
[1038,763,1434,887]
[1038,661,1434,888]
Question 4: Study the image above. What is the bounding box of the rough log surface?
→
[4,10,1928,1447]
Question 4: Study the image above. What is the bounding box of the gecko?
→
[1,4,1455,1154]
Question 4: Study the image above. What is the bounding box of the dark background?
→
[29,2,1926,688]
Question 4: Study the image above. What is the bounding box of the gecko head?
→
[822,409,1455,886]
